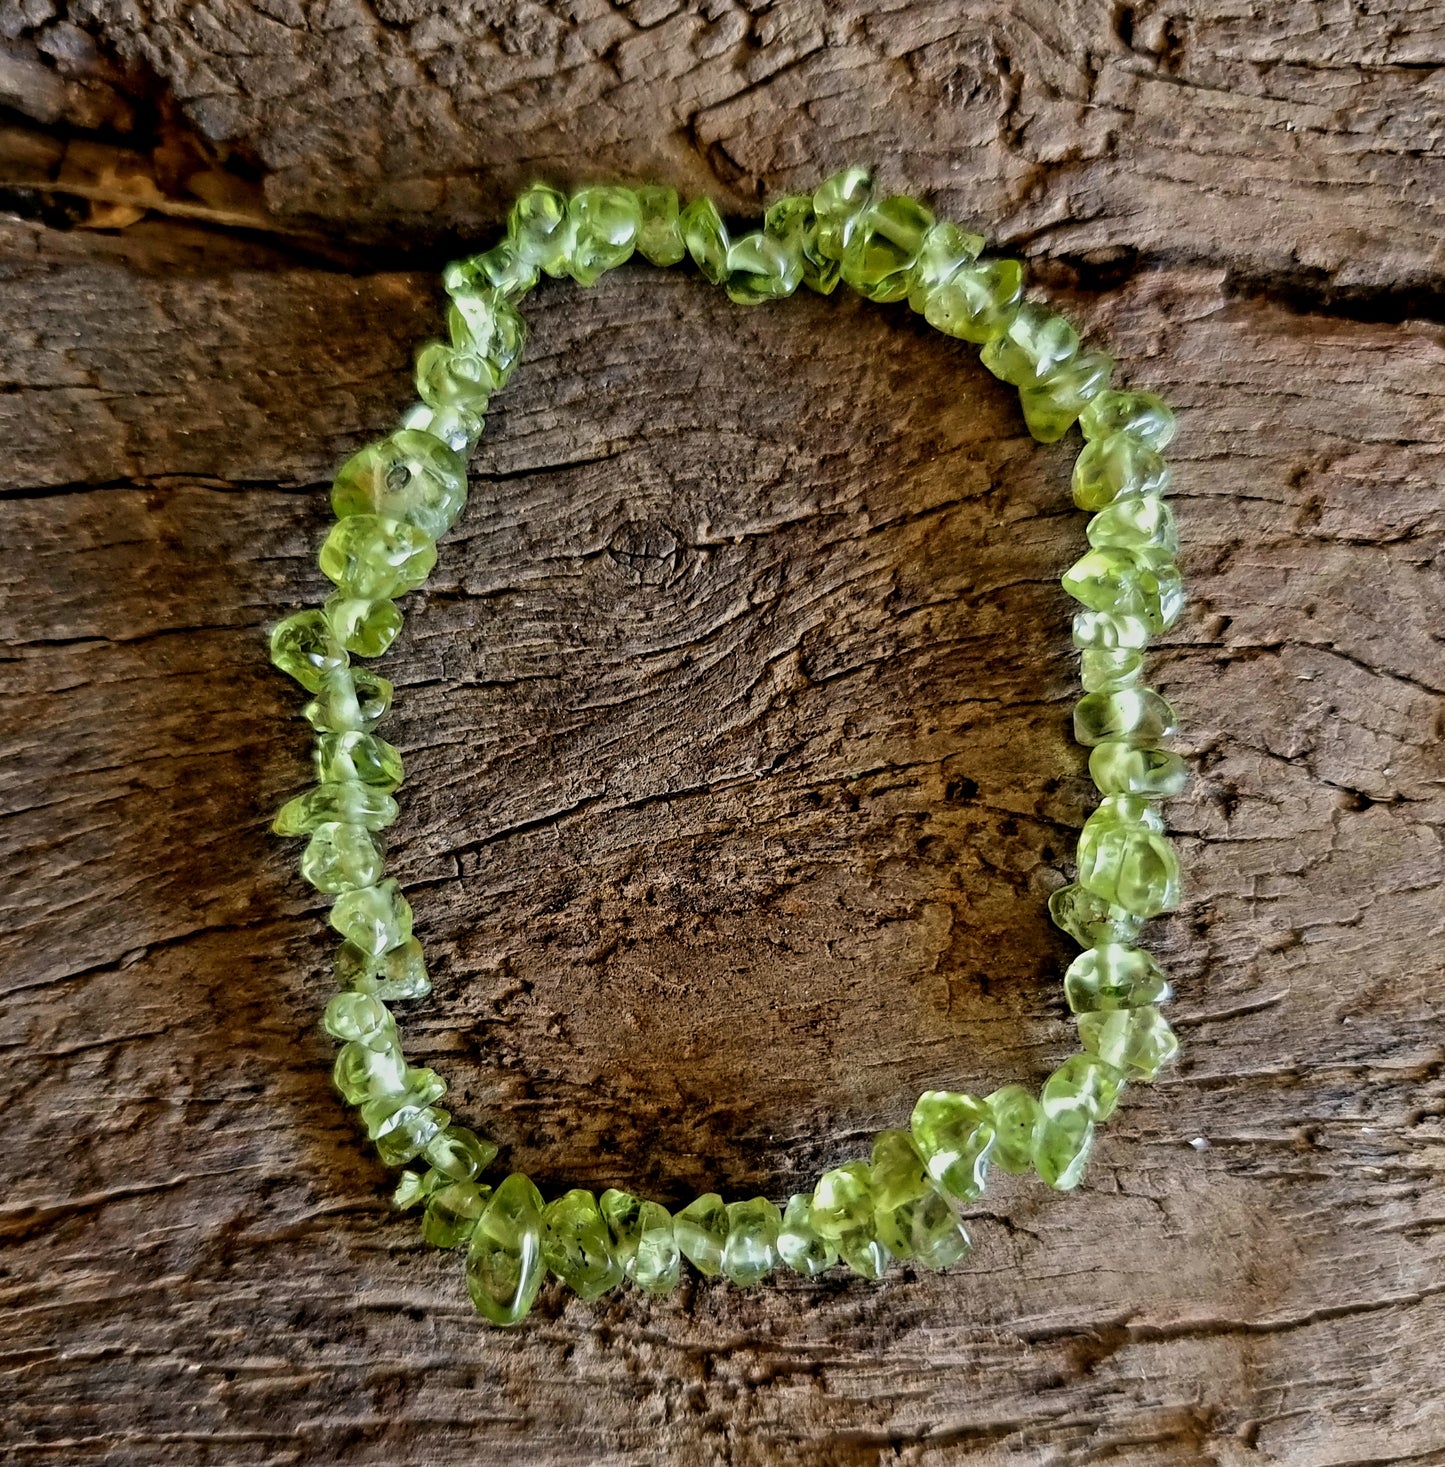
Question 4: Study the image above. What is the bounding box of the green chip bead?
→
[673,1193,729,1278]
[840,194,935,302]
[323,594,403,658]
[273,781,398,836]
[984,1084,1040,1174]
[811,165,874,261]
[1072,432,1171,511]
[909,1092,997,1201]
[423,1123,499,1182]
[776,1194,838,1277]
[328,877,413,958]
[315,731,404,791]
[1073,686,1179,747]
[322,990,392,1044]
[979,301,1079,388]
[446,289,525,388]
[680,196,729,285]
[922,257,1024,343]
[300,821,384,894]
[837,1232,892,1280]
[332,1037,408,1105]
[1020,351,1113,444]
[1062,546,1185,632]
[1048,882,1146,948]
[466,1172,546,1326]
[338,934,431,1000]
[870,1128,931,1212]
[764,194,838,295]
[1077,819,1182,918]
[542,1189,625,1300]
[270,610,347,692]
[393,1168,440,1210]
[303,666,393,735]
[567,185,641,286]
[906,219,985,312]
[1032,1104,1095,1191]
[508,183,575,277]
[1081,389,1177,450]
[1041,1053,1126,1123]
[1078,1005,1180,1079]
[1087,495,1178,554]
[398,400,485,456]
[1080,647,1145,693]
[724,231,803,305]
[1064,944,1172,1013]
[721,1198,781,1286]
[634,184,685,267]
[450,239,539,302]
[1073,609,1151,652]
[319,514,437,601]
[878,1187,972,1271]
[810,1161,875,1240]
[1089,742,1189,797]
[422,1180,491,1248]
[599,1190,681,1295]
[330,430,468,541]
[414,341,491,417]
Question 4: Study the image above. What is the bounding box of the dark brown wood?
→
[1,5,1442,1464]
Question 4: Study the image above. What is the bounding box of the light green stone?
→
[338,934,432,1001]
[415,341,493,416]
[273,781,398,836]
[909,1092,997,1201]
[1032,1104,1095,1191]
[303,666,393,734]
[466,1172,546,1326]
[1048,883,1146,948]
[1090,742,1189,797]
[721,1198,781,1286]
[599,1190,681,1294]
[840,194,935,302]
[984,1084,1040,1174]
[1041,1053,1126,1123]
[674,1193,728,1277]
[811,165,874,261]
[980,301,1079,388]
[1064,943,1172,1013]
[323,594,403,658]
[680,196,729,284]
[1081,389,1177,450]
[838,1233,893,1280]
[542,1188,624,1300]
[1073,686,1179,747]
[358,1067,446,1138]
[423,1123,498,1182]
[777,1193,838,1277]
[810,1161,875,1240]
[322,990,392,1044]
[922,257,1024,343]
[300,821,384,894]
[315,730,403,791]
[1062,546,1185,633]
[392,1168,439,1209]
[318,514,436,601]
[764,194,838,294]
[508,183,574,276]
[635,184,685,266]
[906,219,985,312]
[1078,1005,1180,1078]
[332,1037,408,1105]
[870,1128,931,1212]
[1073,609,1151,652]
[1020,351,1113,443]
[1076,819,1182,917]
[447,288,525,387]
[444,240,538,302]
[398,400,485,456]
[1072,432,1171,511]
[422,1179,490,1248]
[724,231,803,305]
[1080,646,1144,692]
[330,430,468,541]
[328,877,413,958]
[270,610,347,692]
[878,1187,971,1271]
[568,185,641,285]
[1087,495,1177,554]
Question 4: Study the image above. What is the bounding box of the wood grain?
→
[0,4,1442,1465]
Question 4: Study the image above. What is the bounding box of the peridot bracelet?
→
[269,168,1187,1327]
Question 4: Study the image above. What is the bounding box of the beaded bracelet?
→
[269,168,1187,1327]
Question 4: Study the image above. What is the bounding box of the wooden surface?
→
[2,4,1443,1465]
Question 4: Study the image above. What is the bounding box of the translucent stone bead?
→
[1048,883,1146,948]
[1032,1105,1095,1191]
[393,1167,440,1209]
[811,165,874,260]
[338,934,431,1001]
[909,1092,997,1201]
[415,341,493,416]
[328,877,413,957]
[272,781,398,836]
[599,1189,682,1294]
[304,666,393,734]
[422,1179,490,1248]
[1090,742,1189,797]
[315,731,404,791]
[1088,495,1178,554]
[879,1188,972,1271]
[332,1038,408,1104]
[776,1194,838,1277]
[508,183,575,277]
[1041,1053,1125,1123]
[300,821,384,894]
[1020,351,1113,444]
[840,194,935,302]
[447,288,525,387]
[398,400,484,456]
[721,1198,781,1286]
[568,185,641,285]
[444,240,538,302]
[1072,609,1151,652]
[1076,819,1181,917]
[323,594,403,658]
[466,1172,546,1326]
[1072,432,1171,511]
[869,1128,931,1212]
[837,1232,893,1280]
[922,257,1025,343]
[984,1084,1039,1174]
[1081,389,1177,450]
[680,196,729,284]
[1080,647,1144,692]
[979,301,1079,388]
[423,1123,498,1182]
[1073,687,1179,747]
[810,1161,875,1240]
[270,611,347,692]
[542,1189,624,1300]
[673,1193,728,1278]
[1062,546,1185,632]
[724,232,803,305]
[764,194,838,294]
[322,990,392,1044]
[637,186,685,267]
[318,514,436,601]
[330,430,468,541]
[1064,943,1171,1013]
[905,219,985,312]
[1078,1005,1180,1078]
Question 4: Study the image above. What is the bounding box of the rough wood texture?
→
[1,3,1442,1464]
